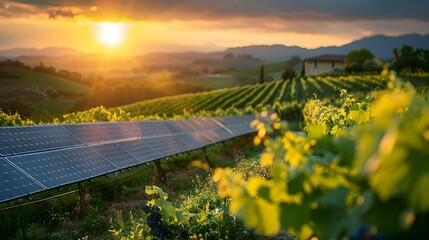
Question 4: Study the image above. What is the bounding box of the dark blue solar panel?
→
[63,124,110,144]
[0,125,82,156]
[89,143,140,168]
[0,115,255,203]
[213,116,250,126]
[173,120,199,132]
[0,157,45,202]
[191,128,234,145]
[7,147,117,189]
[142,135,191,157]
[227,125,255,135]
[139,121,182,135]
[180,134,204,149]
[174,118,220,132]
[116,139,162,163]
[116,122,149,138]
[91,123,135,141]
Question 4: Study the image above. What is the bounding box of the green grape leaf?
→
[232,196,280,235]
[313,190,373,239]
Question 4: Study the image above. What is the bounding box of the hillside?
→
[0,66,90,95]
[0,66,90,119]
[116,75,386,117]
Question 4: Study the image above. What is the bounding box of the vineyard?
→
[117,75,386,117]
[1,72,429,240]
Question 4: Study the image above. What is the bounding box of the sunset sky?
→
[1,0,428,54]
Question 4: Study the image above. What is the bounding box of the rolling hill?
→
[0,66,90,119]
[115,74,387,117]
[0,66,90,95]
[225,34,429,62]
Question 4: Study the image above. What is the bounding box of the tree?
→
[0,97,34,118]
[345,48,375,72]
[281,68,296,81]
[223,53,234,59]
[392,45,429,73]
[259,65,265,84]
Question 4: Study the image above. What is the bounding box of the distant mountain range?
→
[1,33,428,65]
[0,47,84,58]
[225,34,429,62]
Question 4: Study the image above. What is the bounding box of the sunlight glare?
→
[96,22,125,47]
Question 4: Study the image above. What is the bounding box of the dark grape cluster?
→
[141,202,171,239]
[348,227,384,240]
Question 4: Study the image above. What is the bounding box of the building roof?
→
[304,54,346,62]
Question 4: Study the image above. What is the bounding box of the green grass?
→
[0,67,90,95]
[225,61,301,85]
[33,99,74,119]
[179,74,240,89]
[0,85,46,102]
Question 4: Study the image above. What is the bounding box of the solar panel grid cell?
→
[179,134,204,149]
[0,158,45,202]
[7,147,117,189]
[63,124,110,144]
[173,120,198,132]
[116,139,162,164]
[0,125,82,156]
[142,135,190,157]
[90,123,135,141]
[139,121,182,135]
[116,122,149,138]
[89,143,140,169]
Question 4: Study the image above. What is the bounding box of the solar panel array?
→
[0,115,255,203]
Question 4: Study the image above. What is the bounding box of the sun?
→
[95,22,125,47]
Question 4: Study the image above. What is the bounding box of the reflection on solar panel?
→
[0,125,82,156]
[116,122,149,138]
[91,123,135,141]
[143,135,190,157]
[0,115,256,203]
[140,121,182,135]
[116,139,162,163]
[63,124,110,144]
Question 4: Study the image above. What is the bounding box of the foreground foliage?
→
[213,71,429,239]
[110,176,261,240]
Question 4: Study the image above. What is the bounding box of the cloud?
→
[47,7,80,19]
[5,0,429,22]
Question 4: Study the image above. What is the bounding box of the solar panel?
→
[0,115,256,203]
[191,128,234,145]
[173,119,200,132]
[174,118,220,132]
[0,125,82,156]
[116,139,162,163]
[213,116,250,126]
[116,122,149,138]
[90,123,136,141]
[142,135,191,157]
[63,124,110,144]
[227,125,255,135]
[7,147,117,189]
[179,134,204,149]
[89,143,140,169]
[190,131,215,145]
[0,157,45,202]
[139,121,182,135]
